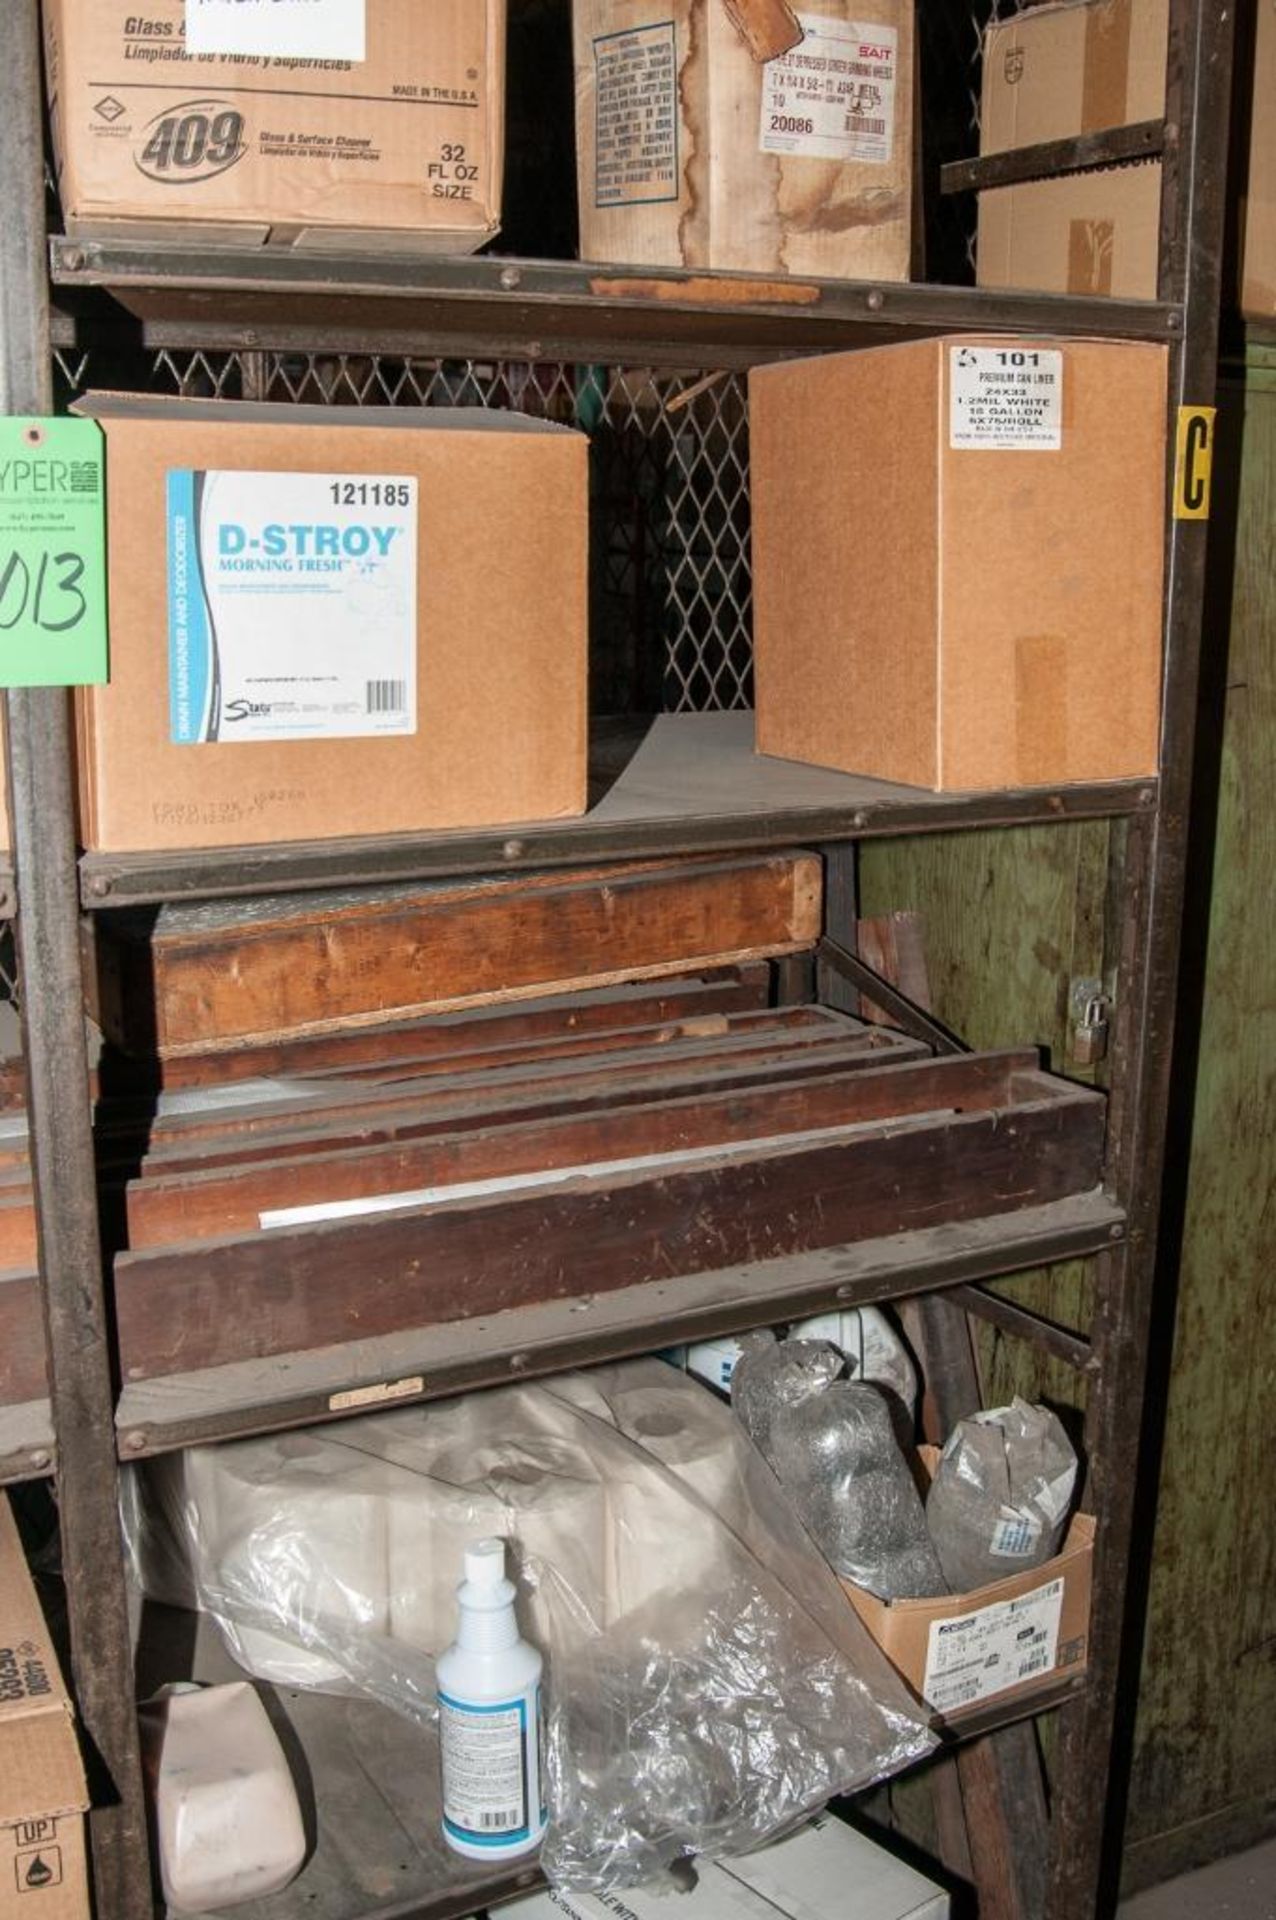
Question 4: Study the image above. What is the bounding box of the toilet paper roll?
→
[184,1436,390,1689]
[607,1380,740,1512]
[387,1434,609,1656]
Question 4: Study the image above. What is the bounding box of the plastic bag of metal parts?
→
[770,1383,947,1601]
[729,1333,844,1466]
[123,1360,935,1891]
[925,1396,1079,1591]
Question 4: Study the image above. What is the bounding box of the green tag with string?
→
[0,417,108,686]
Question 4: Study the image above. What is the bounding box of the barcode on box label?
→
[923,1578,1065,1714]
[366,679,407,714]
[846,116,887,134]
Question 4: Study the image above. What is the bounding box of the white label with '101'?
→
[950,346,1064,450]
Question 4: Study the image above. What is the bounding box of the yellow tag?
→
[1173,405,1216,519]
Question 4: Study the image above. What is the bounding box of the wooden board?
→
[0,1272,47,1408]
[112,1052,1106,1383]
[86,852,823,1055]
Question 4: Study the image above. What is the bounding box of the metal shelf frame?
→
[0,0,1235,1916]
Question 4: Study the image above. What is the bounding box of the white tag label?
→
[167,470,417,744]
[760,16,897,165]
[950,346,1064,450]
[329,1376,424,1412]
[990,1510,1043,1559]
[186,0,366,60]
[923,1577,1064,1713]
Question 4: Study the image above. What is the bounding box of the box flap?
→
[0,1500,88,1825]
[0,1713,88,1826]
[72,394,580,437]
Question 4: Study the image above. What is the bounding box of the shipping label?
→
[923,1577,1064,1713]
[950,345,1064,450]
[989,1511,1043,1558]
[593,22,679,207]
[166,470,417,744]
[760,16,897,165]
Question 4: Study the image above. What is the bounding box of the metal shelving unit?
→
[0,0,1235,1916]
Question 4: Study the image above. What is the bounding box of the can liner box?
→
[123,1361,935,1891]
[771,1385,948,1601]
[925,1397,1078,1593]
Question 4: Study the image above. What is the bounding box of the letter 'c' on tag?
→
[1173,405,1216,520]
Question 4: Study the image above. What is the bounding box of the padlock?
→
[1069,981,1111,1067]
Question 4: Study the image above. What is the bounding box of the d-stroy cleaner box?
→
[750,334,1167,792]
[0,1498,90,1920]
[73,396,587,852]
[42,0,506,251]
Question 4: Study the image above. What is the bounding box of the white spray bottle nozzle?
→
[464,1538,507,1589]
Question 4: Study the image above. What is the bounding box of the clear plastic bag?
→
[925,1397,1078,1591]
[770,1384,947,1601]
[729,1334,844,1467]
[124,1361,936,1890]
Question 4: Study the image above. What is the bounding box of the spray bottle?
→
[437,1537,547,1862]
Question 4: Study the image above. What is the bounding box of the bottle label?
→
[439,1690,538,1846]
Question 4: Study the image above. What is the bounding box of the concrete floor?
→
[1119,1838,1276,1919]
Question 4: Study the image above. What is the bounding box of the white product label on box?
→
[950,345,1064,450]
[186,0,366,61]
[593,23,679,208]
[166,470,417,744]
[923,1577,1064,1713]
[760,17,897,165]
[989,1510,1043,1559]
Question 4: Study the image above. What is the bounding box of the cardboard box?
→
[505,1811,949,1920]
[42,0,505,251]
[74,396,587,853]
[843,1448,1094,1721]
[0,1497,90,1920]
[976,0,1276,321]
[573,0,913,278]
[749,334,1167,792]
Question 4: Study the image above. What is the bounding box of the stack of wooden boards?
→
[0,853,1107,1411]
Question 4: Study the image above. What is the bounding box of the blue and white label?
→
[165,468,417,744]
[439,1688,544,1848]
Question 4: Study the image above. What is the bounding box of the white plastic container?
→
[436,1537,547,1863]
[788,1308,918,1413]
[137,1681,306,1912]
[685,1335,747,1394]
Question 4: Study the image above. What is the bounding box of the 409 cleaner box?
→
[72,395,587,853]
[572,0,914,278]
[749,334,1167,792]
[41,0,506,251]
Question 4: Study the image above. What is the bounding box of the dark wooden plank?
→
[123,1026,929,1178]
[115,1193,1126,1457]
[114,1068,1105,1382]
[0,1272,47,1407]
[122,1047,1029,1249]
[88,851,822,1056]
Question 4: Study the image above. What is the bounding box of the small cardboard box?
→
[573,0,914,279]
[976,0,1276,322]
[0,1498,89,1920]
[505,1810,950,1920]
[843,1448,1094,1722]
[42,0,505,252]
[73,395,587,853]
[749,333,1167,792]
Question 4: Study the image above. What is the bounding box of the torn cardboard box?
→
[573,0,914,278]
